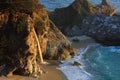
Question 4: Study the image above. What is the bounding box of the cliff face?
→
[49,0,116,36]
[49,0,96,35]
[96,0,115,16]
[0,1,76,77]
[82,14,120,45]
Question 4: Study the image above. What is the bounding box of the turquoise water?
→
[83,46,120,80]
[40,0,120,80]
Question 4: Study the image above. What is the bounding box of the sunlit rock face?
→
[49,0,96,35]
[0,0,76,77]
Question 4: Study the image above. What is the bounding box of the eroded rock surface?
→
[49,0,116,37]
[0,0,76,77]
[96,0,116,16]
[49,0,96,35]
[82,14,120,45]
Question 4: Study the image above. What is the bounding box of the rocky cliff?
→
[82,14,120,45]
[96,0,115,16]
[48,0,119,46]
[49,0,115,36]
[0,0,76,77]
[49,0,96,35]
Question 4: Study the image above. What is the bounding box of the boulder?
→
[73,61,82,66]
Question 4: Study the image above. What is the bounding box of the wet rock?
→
[73,61,82,66]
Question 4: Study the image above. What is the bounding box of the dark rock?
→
[49,0,116,37]
[49,0,117,46]
[49,0,96,36]
[73,61,82,66]
[82,14,120,45]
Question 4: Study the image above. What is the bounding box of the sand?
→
[0,36,95,80]
[39,60,67,80]
[0,60,67,80]
[71,36,95,49]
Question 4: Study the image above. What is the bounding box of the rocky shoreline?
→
[0,0,120,79]
[49,0,119,45]
[0,60,67,80]
[82,14,120,45]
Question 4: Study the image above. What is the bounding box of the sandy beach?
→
[0,36,95,80]
[39,60,67,80]
[0,60,67,80]
[70,36,96,49]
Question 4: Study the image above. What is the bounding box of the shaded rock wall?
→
[82,14,120,45]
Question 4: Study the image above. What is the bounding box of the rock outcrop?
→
[49,0,96,35]
[0,0,76,77]
[82,14,120,45]
[96,0,116,16]
[49,0,116,37]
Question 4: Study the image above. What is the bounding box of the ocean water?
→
[40,0,74,11]
[40,0,120,12]
[40,0,120,80]
[83,46,120,80]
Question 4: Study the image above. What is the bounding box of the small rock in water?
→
[72,39,80,42]
[73,61,82,66]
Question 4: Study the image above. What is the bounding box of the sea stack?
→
[96,0,116,16]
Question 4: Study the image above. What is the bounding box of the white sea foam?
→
[107,46,120,53]
[96,50,102,61]
[57,42,99,80]
[58,66,92,80]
